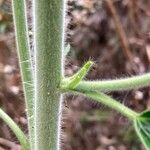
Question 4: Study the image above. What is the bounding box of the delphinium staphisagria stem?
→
[34,0,65,149]
[1,0,149,150]
[61,61,150,150]
[12,0,34,149]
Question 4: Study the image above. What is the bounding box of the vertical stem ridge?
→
[34,0,64,149]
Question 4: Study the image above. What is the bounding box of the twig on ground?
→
[105,0,133,63]
[127,0,140,35]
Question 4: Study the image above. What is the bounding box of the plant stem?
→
[71,91,138,120]
[0,108,30,150]
[63,73,150,92]
[34,0,64,149]
[61,61,93,89]
[12,0,34,147]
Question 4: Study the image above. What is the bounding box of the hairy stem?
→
[34,0,64,149]
[0,108,30,150]
[61,61,93,90]
[63,73,150,92]
[12,0,34,147]
[71,91,138,120]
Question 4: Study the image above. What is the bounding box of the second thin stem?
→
[70,90,138,120]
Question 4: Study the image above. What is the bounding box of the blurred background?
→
[0,0,150,149]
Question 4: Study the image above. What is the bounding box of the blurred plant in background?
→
[0,0,12,33]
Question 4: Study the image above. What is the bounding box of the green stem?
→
[63,73,150,92]
[34,0,64,149]
[71,90,138,120]
[12,0,34,148]
[0,108,30,150]
[61,61,93,89]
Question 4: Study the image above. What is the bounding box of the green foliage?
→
[2,0,149,150]
[62,61,150,150]
[134,111,150,150]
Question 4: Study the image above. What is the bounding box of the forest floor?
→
[0,0,150,149]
